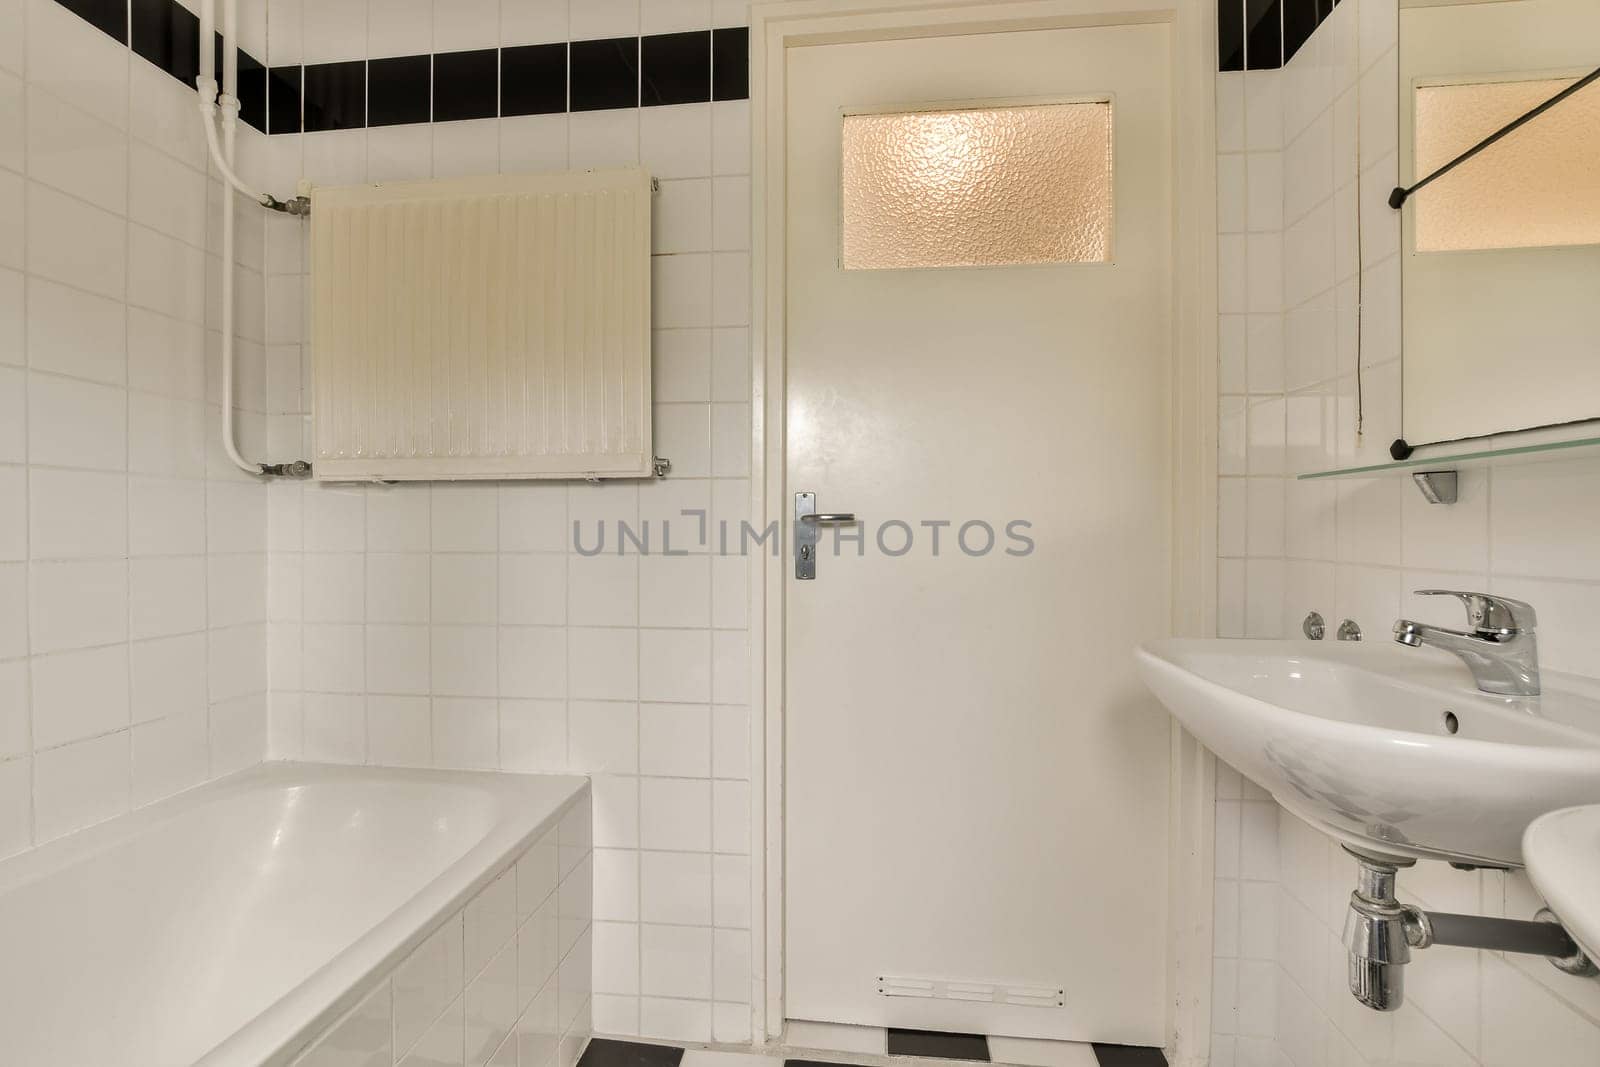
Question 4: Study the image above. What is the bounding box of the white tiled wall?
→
[0,0,274,858]
[257,0,757,1045]
[1213,0,1600,1062]
[293,794,594,1067]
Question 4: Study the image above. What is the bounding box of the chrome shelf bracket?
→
[1412,470,1458,505]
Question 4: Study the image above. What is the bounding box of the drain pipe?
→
[195,0,312,479]
[1342,848,1596,1011]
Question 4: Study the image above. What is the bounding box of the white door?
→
[784,23,1176,1046]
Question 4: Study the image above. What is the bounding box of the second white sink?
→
[1137,638,1600,867]
[1525,806,1600,964]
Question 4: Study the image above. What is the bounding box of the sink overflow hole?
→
[1442,710,1460,735]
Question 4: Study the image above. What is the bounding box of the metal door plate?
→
[795,491,817,579]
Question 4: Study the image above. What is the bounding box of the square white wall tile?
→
[640,923,711,999]
[367,124,434,184]
[499,626,567,699]
[131,634,207,724]
[639,776,710,852]
[502,0,568,45]
[571,0,639,40]
[640,702,709,777]
[33,730,130,843]
[368,0,431,57]
[131,709,208,807]
[640,849,711,925]
[434,119,502,179]
[568,627,637,701]
[27,277,126,386]
[639,628,710,703]
[569,110,639,169]
[30,559,127,653]
[0,660,24,758]
[642,104,711,180]
[31,644,128,749]
[26,0,127,130]
[567,700,638,774]
[500,113,570,175]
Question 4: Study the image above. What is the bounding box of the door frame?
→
[743,2,1220,1062]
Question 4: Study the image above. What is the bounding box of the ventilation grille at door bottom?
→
[877,976,1066,1008]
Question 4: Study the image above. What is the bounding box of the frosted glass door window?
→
[840,102,1113,270]
[1414,76,1600,252]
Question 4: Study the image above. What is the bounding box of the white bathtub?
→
[0,761,593,1067]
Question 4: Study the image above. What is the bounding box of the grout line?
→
[19,0,34,851]
[492,482,501,770]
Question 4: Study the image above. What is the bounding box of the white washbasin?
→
[1137,638,1600,867]
[1524,806,1600,962]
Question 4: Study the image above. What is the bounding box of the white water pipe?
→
[222,0,237,101]
[218,102,252,474]
[197,0,308,477]
[199,0,214,83]
[196,77,275,209]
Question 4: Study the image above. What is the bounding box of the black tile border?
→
[368,54,432,128]
[885,1027,991,1061]
[48,0,1335,130]
[571,36,641,112]
[434,48,500,122]
[435,1035,1162,1067]
[1282,0,1318,64]
[1245,0,1282,71]
[267,65,302,135]
[47,0,751,140]
[577,1038,686,1067]
[502,43,568,117]
[1218,0,1343,71]
[1218,0,1245,71]
[237,52,267,131]
[130,0,199,87]
[1091,1044,1168,1067]
[642,30,711,108]
[712,26,750,102]
[303,60,366,133]
[582,1040,1164,1067]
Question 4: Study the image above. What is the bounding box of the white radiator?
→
[309,168,653,481]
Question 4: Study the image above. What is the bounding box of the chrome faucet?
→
[1393,591,1539,697]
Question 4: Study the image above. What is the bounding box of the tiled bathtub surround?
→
[257,0,757,1046]
[293,794,594,1067]
[0,0,276,856]
[16,0,757,1043]
[1213,0,1600,1062]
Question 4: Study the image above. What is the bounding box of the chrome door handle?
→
[794,493,857,580]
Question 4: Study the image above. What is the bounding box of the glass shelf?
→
[1296,432,1600,481]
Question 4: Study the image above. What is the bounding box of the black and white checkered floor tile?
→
[576,1028,1165,1067]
